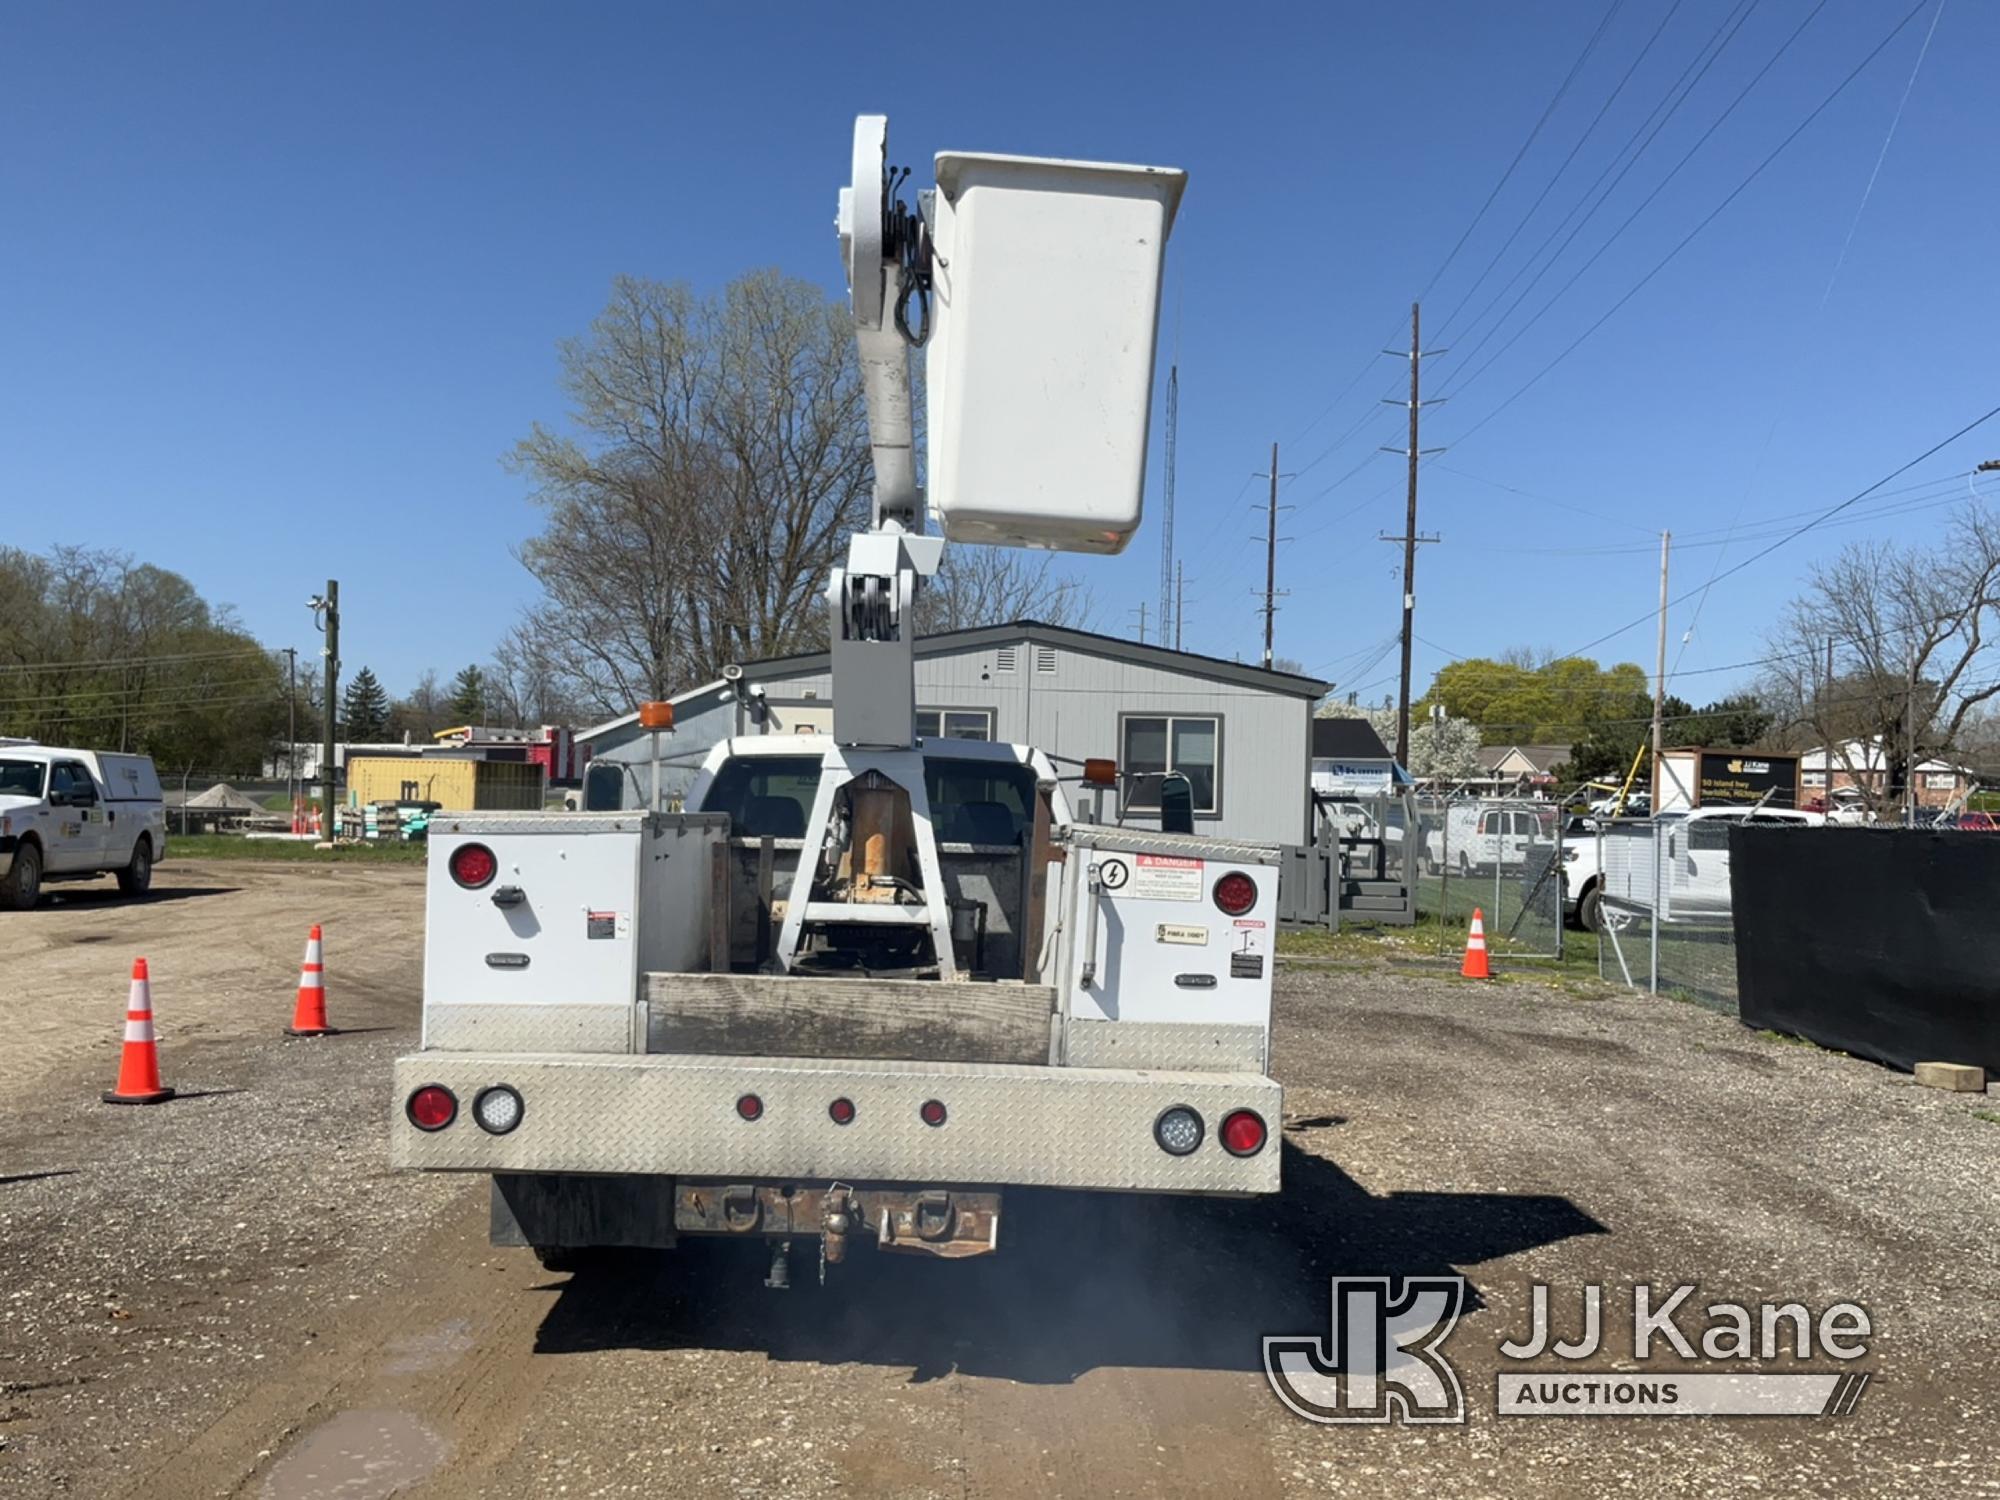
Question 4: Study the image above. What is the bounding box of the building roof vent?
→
[995,645,1018,673]
[1035,645,1058,674]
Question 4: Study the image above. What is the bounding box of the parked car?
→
[1660,805,1824,917]
[1559,815,1605,930]
[0,745,167,909]
[1423,804,1552,877]
[1950,810,2000,831]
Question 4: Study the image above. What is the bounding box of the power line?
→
[1430,0,1764,389]
[1433,0,1689,343]
[1561,406,2000,661]
[0,645,276,676]
[1443,0,1931,445]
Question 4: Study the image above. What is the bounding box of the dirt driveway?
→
[2,862,1995,1497]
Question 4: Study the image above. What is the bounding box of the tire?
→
[1423,849,1440,876]
[1,841,42,911]
[1577,883,1603,933]
[116,836,153,897]
[1457,852,1472,879]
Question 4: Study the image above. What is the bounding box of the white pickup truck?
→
[0,744,167,910]
[390,735,1281,1277]
[388,117,1276,1281]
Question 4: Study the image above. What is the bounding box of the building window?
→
[916,708,993,741]
[1802,770,1827,788]
[1121,715,1220,814]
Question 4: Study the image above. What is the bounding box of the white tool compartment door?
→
[1067,846,1275,1028]
[425,824,642,1008]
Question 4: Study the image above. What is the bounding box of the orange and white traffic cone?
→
[287,924,335,1036]
[103,958,175,1105]
[1460,908,1492,980]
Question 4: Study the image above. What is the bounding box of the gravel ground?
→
[2,864,1996,1497]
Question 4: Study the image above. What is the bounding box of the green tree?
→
[0,545,284,771]
[449,665,486,724]
[341,666,391,742]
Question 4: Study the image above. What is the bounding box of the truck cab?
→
[0,745,167,910]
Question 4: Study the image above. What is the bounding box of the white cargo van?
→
[0,745,168,909]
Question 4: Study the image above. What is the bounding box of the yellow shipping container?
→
[346,756,545,812]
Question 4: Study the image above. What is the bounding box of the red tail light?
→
[1220,1109,1267,1157]
[736,1093,763,1121]
[406,1084,457,1131]
[920,1099,948,1127]
[450,842,497,889]
[828,1097,857,1125]
[1213,871,1257,916]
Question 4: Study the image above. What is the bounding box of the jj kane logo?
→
[1264,1276,1469,1424]
[1266,1279,1875,1424]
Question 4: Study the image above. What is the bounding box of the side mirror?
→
[1159,772,1194,835]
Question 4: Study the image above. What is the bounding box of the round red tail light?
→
[1220,1109,1267,1157]
[406,1084,457,1131]
[828,1097,857,1125]
[736,1093,763,1121]
[449,842,497,889]
[1213,871,1257,916]
[920,1098,948,1127]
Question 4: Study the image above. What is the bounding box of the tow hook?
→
[914,1190,956,1241]
[721,1185,761,1232]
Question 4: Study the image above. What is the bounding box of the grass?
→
[164,834,428,864]
[1278,910,1609,994]
[1972,1110,2000,1126]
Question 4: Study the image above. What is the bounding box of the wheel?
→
[1577,883,1603,933]
[1457,852,1472,879]
[1423,850,1440,876]
[116,837,152,897]
[1,841,41,911]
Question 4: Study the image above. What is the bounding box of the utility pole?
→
[1652,532,1670,807]
[1377,303,1444,765]
[1175,561,1185,652]
[283,646,298,816]
[1158,364,1178,648]
[310,582,340,838]
[1131,601,1148,645]
[1905,644,1919,827]
[1262,442,1279,669]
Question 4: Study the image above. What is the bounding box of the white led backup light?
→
[473,1085,524,1135]
[1153,1105,1204,1157]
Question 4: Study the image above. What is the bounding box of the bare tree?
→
[1759,504,2000,812]
[916,546,1089,634]
[508,272,872,713]
[508,271,1091,715]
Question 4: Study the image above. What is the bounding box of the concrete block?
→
[1913,1061,1987,1093]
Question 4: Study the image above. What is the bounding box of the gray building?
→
[579,621,1330,845]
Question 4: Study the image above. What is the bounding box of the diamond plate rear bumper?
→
[390,1051,1281,1195]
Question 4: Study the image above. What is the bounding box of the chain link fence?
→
[1411,797,1566,959]
[1594,819,1740,1013]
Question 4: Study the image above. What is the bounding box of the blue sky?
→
[4,1,1994,712]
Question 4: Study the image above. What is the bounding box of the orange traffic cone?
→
[1460,908,1492,980]
[103,958,175,1105]
[287,924,335,1036]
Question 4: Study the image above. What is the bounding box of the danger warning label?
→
[1132,853,1203,902]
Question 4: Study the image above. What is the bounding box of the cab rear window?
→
[699,756,1038,845]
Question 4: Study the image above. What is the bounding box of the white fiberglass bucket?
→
[926,151,1185,556]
